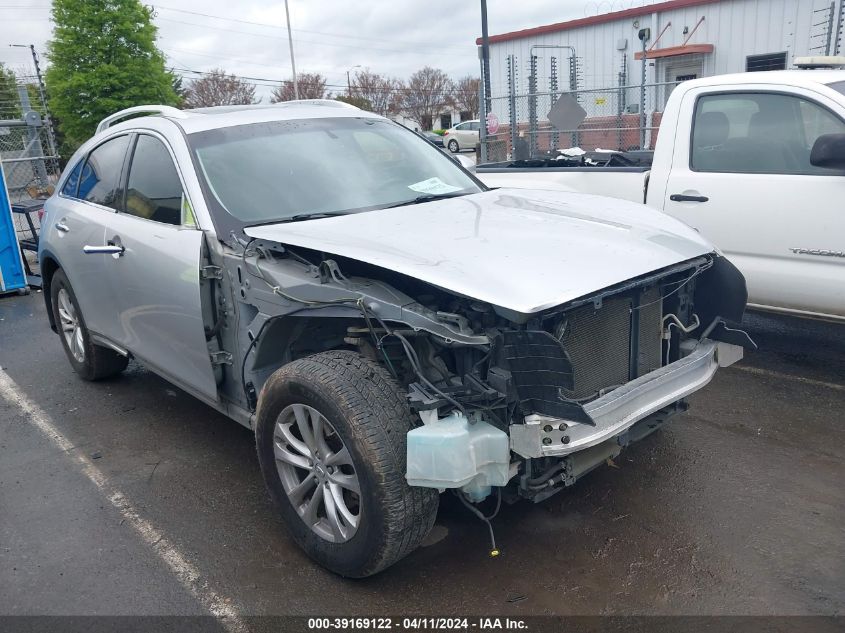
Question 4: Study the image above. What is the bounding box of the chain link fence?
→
[1,78,60,277]
[482,81,682,162]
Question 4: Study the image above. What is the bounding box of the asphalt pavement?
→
[1,290,843,625]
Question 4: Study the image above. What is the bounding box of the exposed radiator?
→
[556,286,663,401]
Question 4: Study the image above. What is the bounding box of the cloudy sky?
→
[1,0,658,99]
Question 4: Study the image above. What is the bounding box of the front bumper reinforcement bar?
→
[509,340,742,458]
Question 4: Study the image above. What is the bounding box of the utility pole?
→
[346,65,361,96]
[10,43,58,166]
[479,0,492,163]
[480,0,492,114]
[284,0,299,100]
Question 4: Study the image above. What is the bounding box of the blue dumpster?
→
[0,160,27,294]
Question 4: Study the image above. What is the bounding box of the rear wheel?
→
[50,269,128,381]
[255,350,438,577]
[448,139,459,153]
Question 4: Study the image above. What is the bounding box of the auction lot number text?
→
[308,617,528,630]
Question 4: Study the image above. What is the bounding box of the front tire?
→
[50,269,128,381]
[448,139,459,153]
[255,350,439,577]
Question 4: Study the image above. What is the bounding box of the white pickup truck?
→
[477,69,845,323]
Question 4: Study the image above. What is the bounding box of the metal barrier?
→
[482,81,682,161]
[0,82,60,277]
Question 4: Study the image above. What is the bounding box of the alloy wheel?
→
[273,404,361,543]
[57,288,85,363]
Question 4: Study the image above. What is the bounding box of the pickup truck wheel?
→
[447,139,459,153]
[255,350,439,577]
[50,269,129,381]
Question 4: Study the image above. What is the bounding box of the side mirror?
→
[452,154,476,171]
[810,133,845,170]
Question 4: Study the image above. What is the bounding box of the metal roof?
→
[679,69,845,90]
[475,0,722,45]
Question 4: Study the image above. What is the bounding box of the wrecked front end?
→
[235,238,753,506]
[401,254,753,503]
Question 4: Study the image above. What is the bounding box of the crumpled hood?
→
[244,188,713,315]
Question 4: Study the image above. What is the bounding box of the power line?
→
[151,3,466,52]
[165,47,292,70]
[154,16,467,57]
[170,66,454,96]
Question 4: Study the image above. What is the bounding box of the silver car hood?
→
[244,188,713,315]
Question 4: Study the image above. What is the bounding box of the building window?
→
[746,52,787,72]
[439,114,451,130]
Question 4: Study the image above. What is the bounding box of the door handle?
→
[670,194,709,203]
[83,244,125,255]
[55,221,70,233]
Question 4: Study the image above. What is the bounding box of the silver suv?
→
[40,101,753,577]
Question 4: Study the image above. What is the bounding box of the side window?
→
[691,92,845,175]
[125,135,184,225]
[60,160,84,197]
[81,135,130,209]
[469,122,480,132]
[799,100,844,144]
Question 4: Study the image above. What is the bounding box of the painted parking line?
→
[0,369,248,632]
[730,364,845,392]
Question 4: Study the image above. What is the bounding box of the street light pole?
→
[284,0,299,100]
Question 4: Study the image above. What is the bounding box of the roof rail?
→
[96,105,190,134]
[273,99,359,109]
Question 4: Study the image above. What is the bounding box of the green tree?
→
[335,94,371,111]
[170,71,187,107]
[46,0,177,153]
[0,63,20,120]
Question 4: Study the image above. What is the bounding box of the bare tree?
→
[400,67,453,131]
[336,94,371,110]
[348,69,400,116]
[271,73,327,102]
[183,69,258,108]
[452,76,480,118]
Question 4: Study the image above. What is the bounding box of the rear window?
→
[827,80,845,97]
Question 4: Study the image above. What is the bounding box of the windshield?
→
[189,117,483,227]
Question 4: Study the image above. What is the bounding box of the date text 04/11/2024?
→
[307,617,528,630]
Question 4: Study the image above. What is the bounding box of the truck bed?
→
[476,163,650,204]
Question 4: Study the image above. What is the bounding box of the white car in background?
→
[443,120,480,153]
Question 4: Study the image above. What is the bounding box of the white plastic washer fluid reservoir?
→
[406,412,510,501]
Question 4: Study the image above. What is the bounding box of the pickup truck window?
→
[190,117,482,226]
[691,92,845,175]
